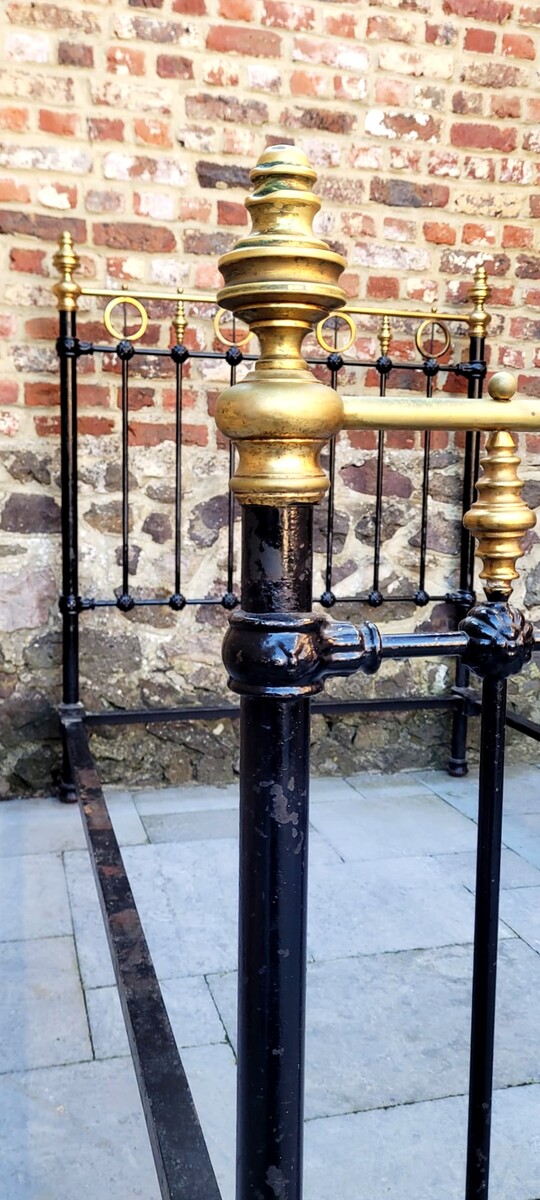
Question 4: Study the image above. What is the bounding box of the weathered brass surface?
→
[216,144,347,505]
[464,379,536,598]
[468,263,491,340]
[53,231,81,312]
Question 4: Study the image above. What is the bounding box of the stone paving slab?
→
[0,936,92,1074]
[0,853,72,942]
[142,807,239,844]
[0,795,85,856]
[303,1084,540,1200]
[0,1058,161,1200]
[419,764,540,817]
[86,975,227,1060]
[500,885,540,954]
[501,813,540,870]
[64,850,116,989]
[309,788,478,861]
[307,851,511,960]
[208,938,540,1120]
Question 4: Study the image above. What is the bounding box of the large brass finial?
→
[468,263,491,341]
[216,144,347,505]
[463,373,536,600]
[53,231,81,312]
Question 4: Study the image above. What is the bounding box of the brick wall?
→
[1,0,540,793]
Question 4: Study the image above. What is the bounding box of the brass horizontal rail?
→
[79,285,218,305]
[342,391,540,432]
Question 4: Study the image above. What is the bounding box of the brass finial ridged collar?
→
[216,145,347,505]
[53,231,81,312]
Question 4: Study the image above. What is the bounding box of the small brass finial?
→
[215,145,347,505]
[464,374,536,600]
[174,292,186,345]
[53,232,81,312]
[468,263,491,341]
[378,314,392,357]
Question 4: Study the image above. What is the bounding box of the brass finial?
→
[468,263,491,341]
[378,314,392,357]
[463,375,536,600]
[174,292,186,345]
[53,231,81,312]
[215,145,347,505]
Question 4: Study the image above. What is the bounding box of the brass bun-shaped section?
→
[216,144,347,505]
[464,430,536,601]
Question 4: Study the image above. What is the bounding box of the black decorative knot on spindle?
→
[56,336,92,359]
[368,589,384,608]
[320,591,336,609]
[117,340,135,361]
[326,352,343,372]
[414,589,430,607]
[222,592,239,611]
[171,344,189,365]
[223,611,379,699]
[169,593,186,611]
[59,593,82,615]
[422,358,440,378]
[459,602,535,680]
[454,360,487,381]
[375,356,393,376]
[225,346,243,367]
[116,593,135,612]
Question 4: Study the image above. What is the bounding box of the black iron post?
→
[460,602,534,1200]
[57,305,81,802]
[234,505,312,1200]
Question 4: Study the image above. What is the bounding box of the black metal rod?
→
[465,675,507,1200]
[121,354,130,598]
[449,331,485,776]
[63,718,222,1200]
[382,631,468,659]
[227,361,237,596]
[236,505,312,1200]
[174,357,183,597]
[58,310,80,802]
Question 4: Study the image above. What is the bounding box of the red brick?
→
[107,47,146,75]
[206,24,281,56]
[35,415,60,437]
[78,384,110,408]
[324,10,355,36]
[172,0,206,10]
[156,53,193,77]
[464,28,496,52]
[58,40,93,67]
[291,69,332,98]
[0,107,29,131]
[219,0,255,18]
[38,109,77,136]
[24,381,58,406]
[374,79,409,105]
[79,416,115,436]
[517,375,540,397]
[367,276,400,300]
[450,123,517,152]
[516,255,540,278]
[423,221,456,245]
[520,5,540,23]
[262,0,314,29]
[348,431,378,451]
[502,32,536,57]
[0,382,19,405]
[0,179,31,203]
[452,91,483,115]
[10,248,48,274]
[443,0,512,21]
[178,198,212,221]
[0,210,86,242]
[490,95,521,118]
[0,314,16,338]
[134,118,172,148]
[425,22,458,45]
[6,2,100,32]
[367,14,416,42]
[93,222,176,252]
[370,179,449,208]
[217,200,248,225]
[128,421,208,447]
[87,118,124,142]
[502,224,533,247]
[462,222,496,244]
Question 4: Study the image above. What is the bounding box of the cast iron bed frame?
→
[52,144,540,1200]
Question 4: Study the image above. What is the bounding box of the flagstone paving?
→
[1,763,540,1199]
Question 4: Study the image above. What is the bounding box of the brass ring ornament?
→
[316,311,356,355]
[104,296,148,342]
[213,307,252,348]
[414,318,451,361]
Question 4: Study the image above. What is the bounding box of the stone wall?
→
[1,0,540,794]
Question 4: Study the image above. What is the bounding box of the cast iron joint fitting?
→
[223,612,382,699]
[459,602,534,680]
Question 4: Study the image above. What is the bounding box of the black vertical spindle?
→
[58,308,80,801]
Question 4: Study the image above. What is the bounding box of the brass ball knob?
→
[488,371,517,403]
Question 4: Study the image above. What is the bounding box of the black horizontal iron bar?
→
[63,717,222,1200]
[324,594,451,605]
[81,597,229,609]
[85,693,460,728]
[382,632,468,658]
[453,685,540,741]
